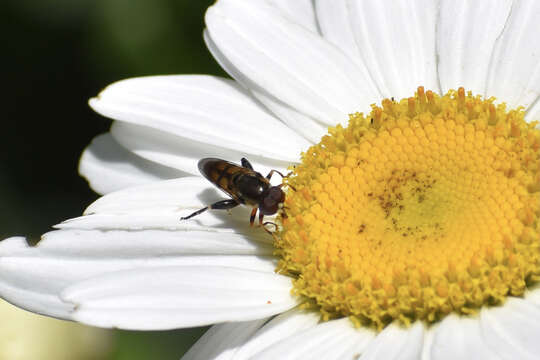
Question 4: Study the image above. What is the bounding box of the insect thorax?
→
[234,173,268,204]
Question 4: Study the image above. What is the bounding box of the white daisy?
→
[2,0,540,359]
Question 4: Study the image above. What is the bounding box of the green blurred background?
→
[1,0,227,358]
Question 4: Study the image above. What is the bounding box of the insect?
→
[180,157,289,228]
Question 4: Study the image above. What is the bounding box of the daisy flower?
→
[2,0,540,359]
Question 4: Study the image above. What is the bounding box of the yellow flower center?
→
[276,87,540,329]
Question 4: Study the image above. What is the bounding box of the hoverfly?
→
[180,157,289,228]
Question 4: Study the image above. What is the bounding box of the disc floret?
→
[276,87,540,329]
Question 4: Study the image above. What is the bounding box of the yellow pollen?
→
[276,87,540,329]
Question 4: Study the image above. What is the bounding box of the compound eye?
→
[263,196,277,208]
[260,199,278,215]
[259,187,285,215]
[269,187,285,202]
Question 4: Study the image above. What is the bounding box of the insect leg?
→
[266,170,296,191]
[279,183,296,192]
[181,199,239,220]
[281,206,289,220]
[262,221,279,235]
[249,208,257,226]
[265,169,286,180]
[241,158,254,170]
[210,199,240,210]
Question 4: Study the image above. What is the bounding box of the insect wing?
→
[197,158,246,201]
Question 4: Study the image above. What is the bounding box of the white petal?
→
[314,1,382,90]
[0,208,278,324]
[526,287,540,307]
[486,0,540,110]
[315,1,362,64]
[78,133,184,194]
[0,237,76,319]
[266,0,318,33]
[182,319,268,360]
[343,0,439,99]
[2,244,275,303]
[62,266,297,330]
[109,121,293,177]
[248,89,328,144]
[89,75,307,163]
[430,314,501,360]
[421,325,436,360]
[45,228,272,257]
[361,321,424,360]
[60,177,278,244]
[203,30,327,143]
[205,0,380,126]
[82,177,211,216]
[437,0,512,95]
[59,208,273,247]
[233,308,320,359]
[525,100,540,124]
[254,318,375,360]
[480,298,540,360]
